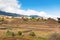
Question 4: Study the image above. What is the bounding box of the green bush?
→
[6,30,15,37]
[48,33,60,40]
[0,17,4,22]
[57,18,60,23]
[37,37,47,40]
[11,32,15,37]
[29,32,36,37]
[18,31,22,36]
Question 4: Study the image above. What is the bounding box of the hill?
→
[0,11,22,17]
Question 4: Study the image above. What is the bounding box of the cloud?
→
[0,0,58,20]
[0,0,47,16]
[16,9,47,16]
[0,0,21,13]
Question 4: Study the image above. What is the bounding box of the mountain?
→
[29,15,40,18]
[0,11,22,17]
[0,11,41,18]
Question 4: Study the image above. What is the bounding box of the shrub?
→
[57,18,60,23]
[0,17,4,22]
[11,32,15,37]
[37,37,47,40]
[6,30,15,37]
[18,31,22,36]
[48,33,60,40]
[29,32,36,37]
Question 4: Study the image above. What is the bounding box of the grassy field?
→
[0,18,60,40]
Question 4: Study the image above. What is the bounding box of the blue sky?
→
[18,0,60,17]
[0,0,60,18]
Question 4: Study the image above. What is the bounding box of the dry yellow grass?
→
[0,18,60,39]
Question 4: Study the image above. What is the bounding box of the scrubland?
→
[0,17,60,40]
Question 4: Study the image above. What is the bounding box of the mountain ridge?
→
[0,11,23,17]
[0,11,40,18]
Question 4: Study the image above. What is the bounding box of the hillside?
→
[0,11,22,17]
[0,16,60,40]
[0,17,60,29]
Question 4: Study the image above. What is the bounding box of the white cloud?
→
[0,0,47,16]
[0,0,58,19]
[16,9,47,16]
[0,0,21,12]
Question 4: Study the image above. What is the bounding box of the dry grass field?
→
[0,17,60,40]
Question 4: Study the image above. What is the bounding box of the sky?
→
[0,0,60,19]
[19,0,60,17]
